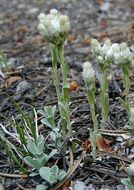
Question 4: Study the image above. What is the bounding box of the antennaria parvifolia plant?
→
[91,39,113,129]
[82,61,98,159]
[38,9,74,166]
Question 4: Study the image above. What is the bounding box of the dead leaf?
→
[61,180,70,190]
[82,36,91,46]
[70,81,78,92]
[67,34,76,43]
[16,26,28,33]
[82,139,91,152]
[97,0,104,6]
[5,76,22,87]
[96,136,113,152]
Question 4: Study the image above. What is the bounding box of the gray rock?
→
[16,80,31,94]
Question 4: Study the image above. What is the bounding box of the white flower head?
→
[38,9,70,45]
[91,38,114,64]
[126,162,134,176]
[82,61,95,82]
[113,43,133,66]
[91,39,101,55]
[106,43,120,62]
[101,39,111,57]
[110,43,120,53]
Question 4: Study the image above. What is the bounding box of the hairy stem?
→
[50,45,61,101]
[58,44,72,135]
[122,65,130,116]
[100,65,109,129]
[87,87,98,160]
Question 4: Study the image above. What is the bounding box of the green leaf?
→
[24,156,40,169]
[24,153,48,169]
[38,109,46,116]
[52,105,56,116]
[48,149,58,159]
[39,165,59,186]
[41,118,52,129]
[27,140,39,155]
[36,184,48,190]
[58,170,66,181]
[50,165,59,181]
[37,135,45,154]
[39,167,52,184]
[121,178,134,190]
[38,153,49,166]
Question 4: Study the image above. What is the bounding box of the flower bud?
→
[101,39,111,57]
[120,42,127,51]
[91,39,101,55]
[110,43,120,53]
[82,61,95,82]
[97,56,104,64]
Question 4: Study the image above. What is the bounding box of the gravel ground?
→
[0,0,134,190]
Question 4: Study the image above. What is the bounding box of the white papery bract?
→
[114,44,133,66]
[91,39,101,56]
[91,38,133,66]
[91,39,112,64]
[38,9,70,45]
[101,39,111,57]
[82,61,95,83]
[106,43,120,61]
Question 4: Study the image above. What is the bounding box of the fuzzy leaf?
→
[37,135,45,154]
[27,140,39,155]
[24,156,40,169]
[36,184,48,190]
[58,170,67,181]
[39,166,57,185]
[24,153,48,169]
[48,149,58,159]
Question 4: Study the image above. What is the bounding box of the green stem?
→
[69,145,74,168]
[58,44,72,135]
[122,65,130,116]
[87,90,98,133]
[100,65,109,129]
[50,45,61,102]
[87,88,98,160]
[57,44,73,166]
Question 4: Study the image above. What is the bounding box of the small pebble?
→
[16,80,31,94]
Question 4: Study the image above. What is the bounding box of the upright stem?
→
[58,44,72,135]
[100,65,109,129]
[87,88,98,160]
[87,90,98,133]
[122,65,130,116]
[58,44,73,167]
[50,45,61,102]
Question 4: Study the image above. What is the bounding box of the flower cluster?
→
[82,61,95,83]
[91,39,112,64]
[82,61,95,93]
[113,42,133,66]
[38,9,70,45]
[91,39,133,66]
